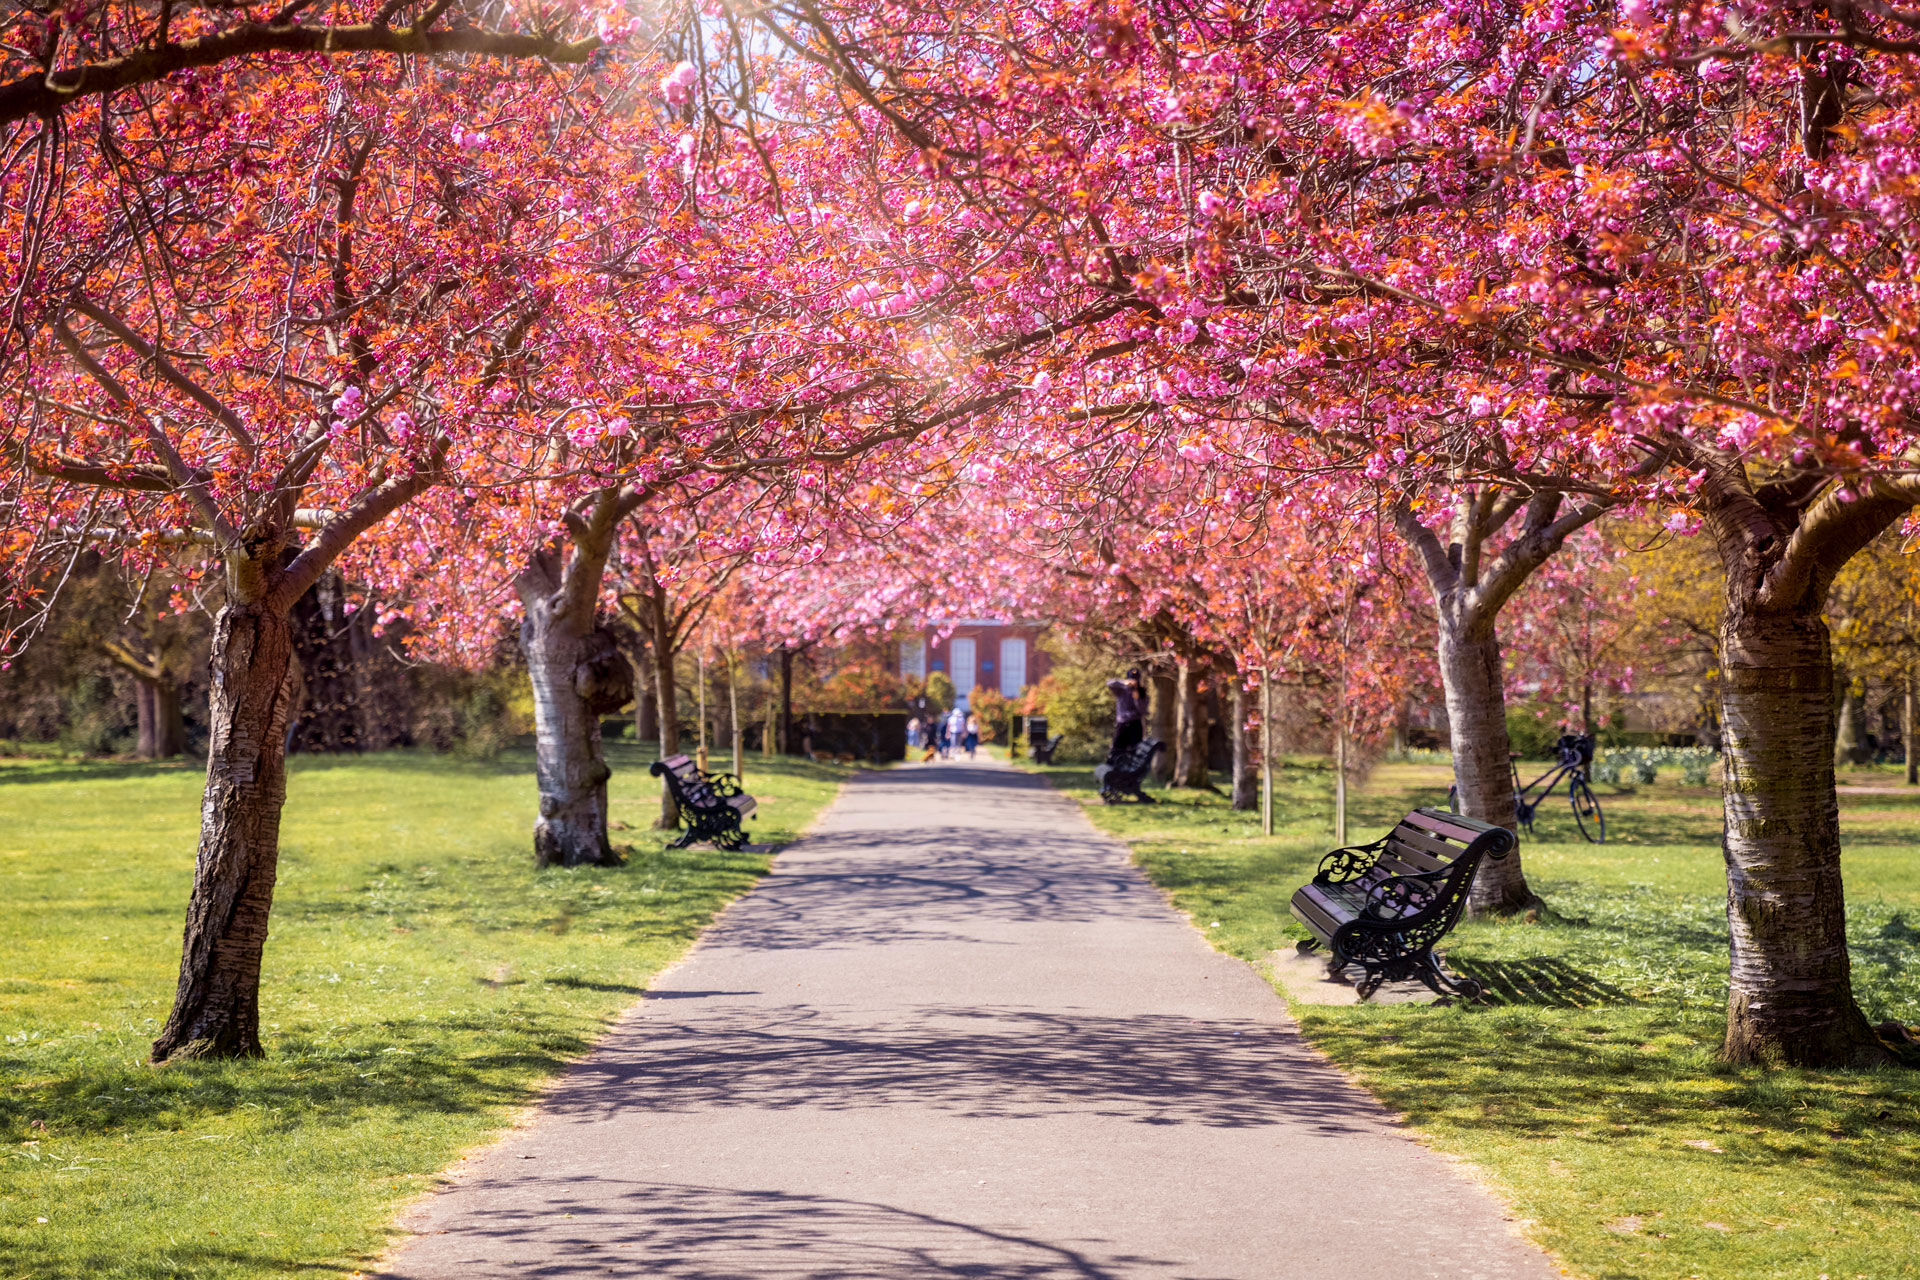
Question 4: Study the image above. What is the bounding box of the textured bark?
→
[728,655,744,780]
[1148,669,1176,783]
[1833,670,1865,769]
[521,607,627,867]
[1438,617,1534,915]
[630,638,659,744]
[102,638,187,759]
[517,534,633,869]
[1720,607,1885,1065]
[1392,491,1593,919]
[151,598,297,1062]
[132,673,186,759]
[1906,658,1917,786]
[779,648,795,755]
[1230,678,1258,810]
[647,584,682,829]
[1172,661,1214,788]
[1691,458,1914,1067]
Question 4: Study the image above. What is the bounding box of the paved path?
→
[383,759,1559,1280]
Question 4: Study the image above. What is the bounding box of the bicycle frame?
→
[1511,756,1583,831]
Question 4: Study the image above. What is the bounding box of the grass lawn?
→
[1021,752,1920,1280]
[0,742,850,1280]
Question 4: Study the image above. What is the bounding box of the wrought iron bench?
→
[1094,738,1163,803]
[1289,807,1515,1001]
[650,753,757,850]
[1029,733,1064,765]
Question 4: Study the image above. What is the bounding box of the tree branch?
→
[0,21,601,126]
[71,297,256,460]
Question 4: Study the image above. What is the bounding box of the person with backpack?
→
[1105,668,1148,764]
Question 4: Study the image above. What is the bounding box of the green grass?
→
[0,742,851,1280]
[1024,755,1920,1280]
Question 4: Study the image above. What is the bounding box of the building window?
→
[900,637,926,679]
[999,637,1028,697]
[950,637,977,700]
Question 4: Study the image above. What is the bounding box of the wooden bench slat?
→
[1404,808,1496,845]
[1371,853,1440,880]
[1289,889,1346,942]
[1385,826,1460,866]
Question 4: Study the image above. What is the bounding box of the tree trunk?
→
[1333,710,1348,847]
[1905,655,1916,786]
[133,673,186,759]
[1833,668,1864,770]
[1437,617,1536,915]
[1148,668,1176,784]
[1173,662,1214,788]
[1230,677,1257,810]
[1719,605,1887,1066]
[1261,677,1279,835]
[150,598,297,1062]
[521,604,624,869]
[779,647,795,755]
[648,585,681,830]
[728,653,744,780]
[632,639,659,745]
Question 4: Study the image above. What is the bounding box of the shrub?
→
[924,670,955,715]
[969,687,1012,742]
[414,664,533,758]
[1024,634,1125,761]
[1503,704,1565,760]
[1591,745,1716,788]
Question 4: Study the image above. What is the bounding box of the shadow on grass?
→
[0,1009,599,1146]
[1301,1004,1920,1178]
[0,758,206,786]
[1450,956,1636,1008]
[0,1246,360,1280]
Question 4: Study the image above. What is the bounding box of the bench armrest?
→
[1314,837,1387,886]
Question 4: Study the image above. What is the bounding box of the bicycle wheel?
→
[1570,778,1605,843]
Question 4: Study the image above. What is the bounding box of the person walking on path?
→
[931,714,949,760]
[947,705,967,759]
[907,715,923,751]
[1106,667,1148,764]
[964,711,981,758]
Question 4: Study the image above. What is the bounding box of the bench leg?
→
[1414,952,1484,1003]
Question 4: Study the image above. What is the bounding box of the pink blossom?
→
[661,61,698,105]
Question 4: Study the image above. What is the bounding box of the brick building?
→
[898,619,1050,707]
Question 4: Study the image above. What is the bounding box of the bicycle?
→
[1449,733,1605,843]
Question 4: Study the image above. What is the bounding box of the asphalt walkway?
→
[383,757,1559,1279]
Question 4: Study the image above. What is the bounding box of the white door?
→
[950,637,977,700]
[1000,637,1027,697]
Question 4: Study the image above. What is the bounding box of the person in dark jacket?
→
[1106,668,1147,763]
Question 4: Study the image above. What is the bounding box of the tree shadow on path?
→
[546,1003,1380,1135]
[383,1178,1217,1280]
